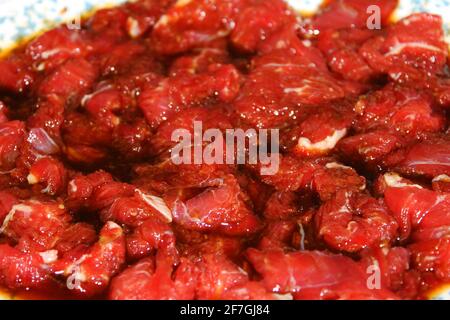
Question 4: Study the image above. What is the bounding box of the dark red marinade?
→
[0,0,449,300]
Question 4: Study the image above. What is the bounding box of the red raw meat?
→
[230,0,295,53]
[65,171,114,212]
[315,191,398,252]
[432,175,450,193]
[27,96,65,144]
[0,244,52,289]
[102,189,172,227]
[54,221,126,297]
[139,64,240,129]
[384,185,450,241]
[360,13,448,84]
[169,175,261,236]
[409,238,450,281]
[309,0,398,33]
[95,41,146,76]
[263,192,302,220]
[0,101,8,124]
[54,223,97,254]
[126,219,176,260]
[354,84,445,136]
[247,249,398,299]
[83,86,125,128]
[317,28,379,82]
[338,130,403,168]
[0,0,449,301]
[1,200,71,252]
[26,27,92,71]
[179,235,244,261]
[109,251,196,300]
[361,247,418,298]
[27,157,67,195]
[257,219,299,251]
[0,56,35,93]
[152,0,249,54]
[283,107,352,157]
[112,119,153,161]
[38,58,98,107]
[0,121,26,171]
[150,106,232,156]
[0,191,18,225]
[383,139,450,178]
[312,162,366,202]
[169,44,229,76]
[255,155,322,192]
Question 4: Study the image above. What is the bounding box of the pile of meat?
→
[0,0,449,300]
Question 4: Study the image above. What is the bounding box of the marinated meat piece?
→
[150,106,233,156]
[360,13,448,84]
[430,77,450,109]
[109,250,196,300]
[0,244,52,289]
[27,96,65,144]
[432,175,450,193]
[0,191,18,225]
[25,27,92,71]
[83,86,128,128]
[195,253,248,299]
[353,84,445,136]
[312,162,366,202]
[54,221,126,297]
[0,121,26,171]
[263,191,302,220]
[256,29,328,71]
[373,172,422,197]
[308,0,398,33]
[62,112,113,164]
[27,157,67,195]
[234,53,360,129]
[384,184,450,241]
[133,157,234,194]
[383,139,450,178]
[361,247,418,298]
[169,43,230,76]
[338,130,403,168]
[257,219,298,251]
[95,41,147,76]
[139,64,241,129]
[315,191,398,252]
[112,119,153,161]
[317,28,379,82]
[169,175,261,236]
[38,58,98,108]
[283,107,352,157]
[0,200,71,252]
[152,0,249,54]
[230,0,295,53]
[54,223,97,254]
[179,235,244,261]
[0,55,35,93]
[0,101,8,124]
[102,188,172,227]
[126,219,176,260]
[409,238,450,281]
[65,171,114,211]
[124,0,175,39]
[247,249,398,299]
[255,155,321,192]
